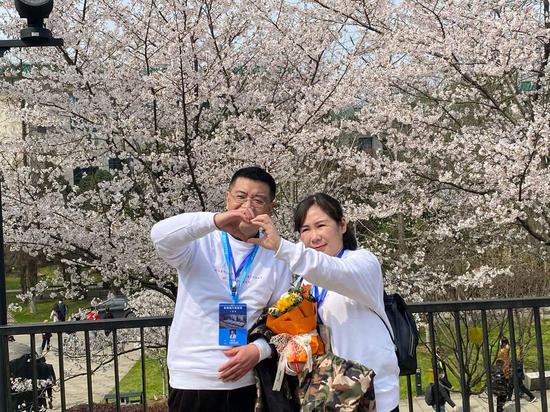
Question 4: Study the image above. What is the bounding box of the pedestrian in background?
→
[53,299,68,321]
[41,320,52,354]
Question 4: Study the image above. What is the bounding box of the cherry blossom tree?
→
[0,0,547,308]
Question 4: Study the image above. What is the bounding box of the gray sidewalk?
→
[15,333,140,410]
[400,392,546,411]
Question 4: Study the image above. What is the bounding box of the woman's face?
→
[299,204,347,256]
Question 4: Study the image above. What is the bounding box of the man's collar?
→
[230,231,260,242]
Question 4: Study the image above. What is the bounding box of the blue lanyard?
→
[313,249,345,321]
[221,232,259,304]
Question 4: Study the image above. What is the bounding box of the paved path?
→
[400,392,546,411]
[15,333,140,410]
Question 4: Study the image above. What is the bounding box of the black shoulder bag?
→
[372,292,419,376]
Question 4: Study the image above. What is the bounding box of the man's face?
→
[225,177,274,217]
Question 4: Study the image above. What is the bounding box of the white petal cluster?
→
[0,0,547,303]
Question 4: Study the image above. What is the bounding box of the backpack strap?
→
[370,305,396,347]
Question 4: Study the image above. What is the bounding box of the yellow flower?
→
[468,327,483,345]
[275,293,294,312]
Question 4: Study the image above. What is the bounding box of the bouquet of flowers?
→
[266,284,325,389]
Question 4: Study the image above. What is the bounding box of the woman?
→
[248,193,400,412]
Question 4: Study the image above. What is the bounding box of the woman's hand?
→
[247,215,282,251]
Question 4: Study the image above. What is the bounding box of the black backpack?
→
[424,383,435,406]
[373,292,419,376]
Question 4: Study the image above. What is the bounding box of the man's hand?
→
[218,344,260,382]
[247,215,282,251]
[214,208,255,240]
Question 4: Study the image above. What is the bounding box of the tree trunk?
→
[397,213,406,255]
[25,257,38,314]
[28,296,36,314]
[17,252,39,313]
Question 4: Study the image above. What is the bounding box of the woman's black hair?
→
[500,337,509,348]
[293,193,358,250]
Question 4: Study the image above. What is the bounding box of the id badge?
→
[219,303,247,346]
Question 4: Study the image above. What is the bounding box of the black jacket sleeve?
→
[248,311,300,412]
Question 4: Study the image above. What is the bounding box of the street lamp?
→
[0,2,63,410]
[0,0,62,57]
[14,0,55,39]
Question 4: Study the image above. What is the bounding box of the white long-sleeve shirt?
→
[151,212,292,390]
[275,239,400,412]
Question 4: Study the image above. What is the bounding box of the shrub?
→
[68,401,167,412]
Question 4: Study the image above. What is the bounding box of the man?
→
[431,370,457,412]
[151,166,291,412]
[53,299,68,322]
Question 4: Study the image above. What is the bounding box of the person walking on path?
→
[510,345,537,403]
[41,320,52,354]
[53,299,68,322]
[431,370,457,412]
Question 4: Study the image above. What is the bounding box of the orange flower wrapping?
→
[267,297,325,362]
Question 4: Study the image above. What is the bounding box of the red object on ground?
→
[85,310,100,321]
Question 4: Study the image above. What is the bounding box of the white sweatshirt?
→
[151,212,292,390]
[275,239,400,412]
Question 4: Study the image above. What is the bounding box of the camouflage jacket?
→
[299,353,376,412]
[250,312,376,412]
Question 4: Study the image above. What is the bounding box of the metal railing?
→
[407,297,550,412]
[0,297,549,412]
[0,316,171,412]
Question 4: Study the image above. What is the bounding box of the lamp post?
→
[0,173,8,412]
[1,2,63,410]
[0,0,63,57]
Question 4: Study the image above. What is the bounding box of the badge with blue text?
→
[219,303,247,346]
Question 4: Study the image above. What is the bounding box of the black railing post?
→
[164,325,170,396]
[0,174,10,412]
[453,311,469,411]
[533,307,547,411]
[507,309,520,412]
[84,331,93,412]
[0,334,10,412]
[57,331,67,411]
[406,375,413,411]
[428,312,441,408]
[140,327,148,412]
[112,329,121,412]
[30,334,38,411]
[415,369,422,396]
[481,309,495,412]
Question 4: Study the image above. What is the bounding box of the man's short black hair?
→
[229,166,276,199]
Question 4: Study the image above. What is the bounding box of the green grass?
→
[113,356,168,400]
[5,275,20,290]
[5,265,59,291]
[5,264,95,324]
[38,265,58,282]
[11,297,93,323]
